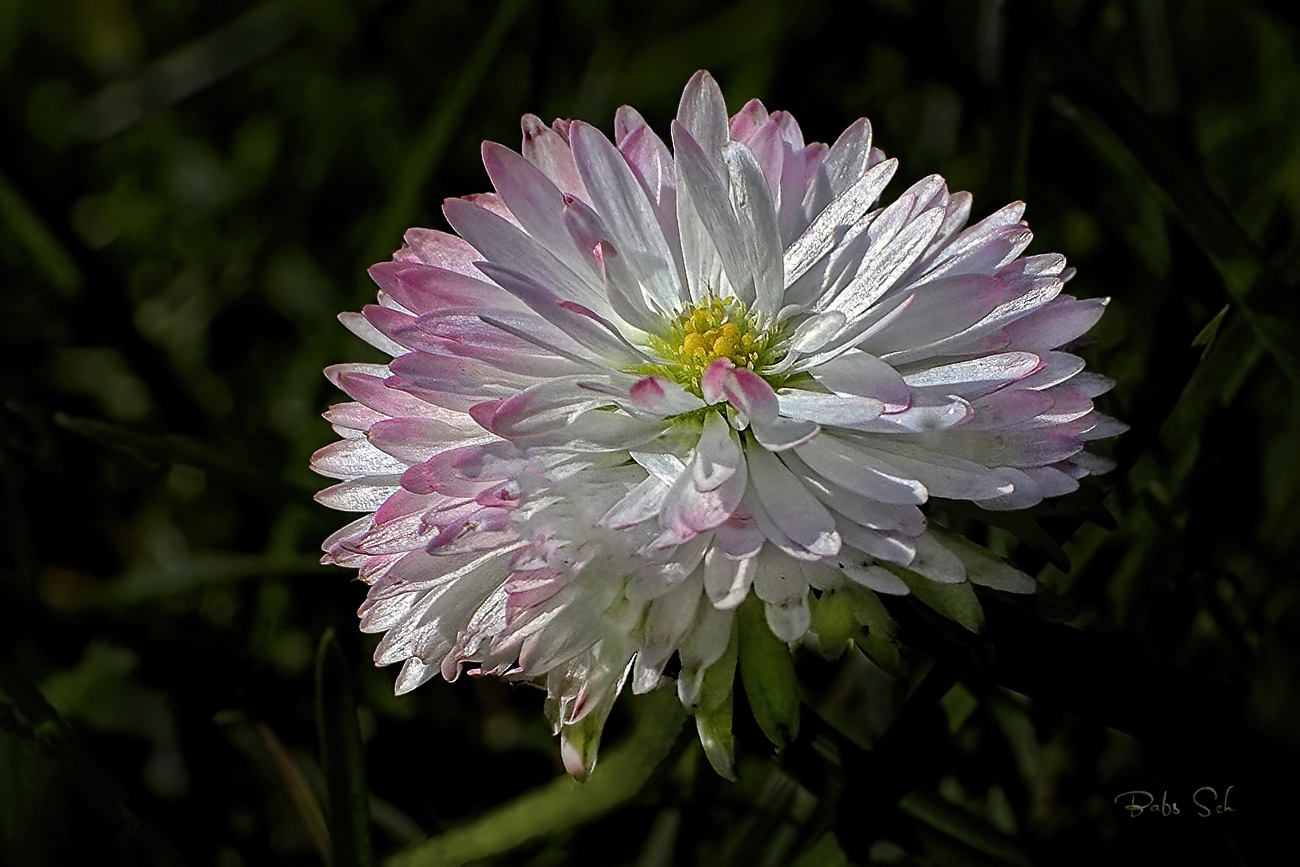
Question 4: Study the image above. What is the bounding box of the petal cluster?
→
[313,71,1121,778]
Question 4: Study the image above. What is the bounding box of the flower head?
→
[313,71,1122,778]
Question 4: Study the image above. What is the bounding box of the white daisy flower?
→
[313,71,1122,779]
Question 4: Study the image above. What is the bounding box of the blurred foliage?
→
[3,0,1300,865]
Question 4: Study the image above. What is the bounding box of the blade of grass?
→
[1044,309,1263,594]
[1018,2,1300,385]
[367,0,527,264]
[791,832,850,867]
[316,629,373,867]
[48,553,322,611]
[0,168,83,297]
[71,2,297,139]
[384,687,686,867]
[901,789,1032,867]
[0,655,189,867]
[255,720,332,863]
[54,412,312,501]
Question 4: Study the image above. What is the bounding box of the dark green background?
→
[3,1,1299,865]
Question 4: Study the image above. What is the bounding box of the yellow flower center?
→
[640,296,777,394]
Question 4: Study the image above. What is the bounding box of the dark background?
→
[3,1,1299,865]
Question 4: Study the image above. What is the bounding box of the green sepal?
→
[808,587,860,659]
[695,696,736,781]
[894,567,986,633]
[559,710,608,784]
[694,621,739,779]
[737,594,800,750]
[850,588,907,678]
[930,528,1037,594]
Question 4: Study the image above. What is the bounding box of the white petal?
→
[367,417,491,464]
[821,117,873,195]
[628,376,708,417]
[600,474,669,529]
[674,158,725,304]
[746,445,841,558]
[633,574,703,693]
[694,410,743,491]
[851,395,972,434]
[475,263,644,366]
[795,434,928,505]
[704,546,756,608]
[597,239,667,333]
[1017,351,1086,390]
[659,434,748,540]
[812,350,911,409]
[824,204,946,321]
[903,533,969,584]
[783,157,898,289]
[751,415,821,452]
[841,562,910,595]
[723,142,784,319]
[312,438,409,480]
[677,602,734,707]
[783,452,926,534]
[776,389,885,426]
[339,311,407,356]
[520,114,586,199]
[753,553,812,642]
[482,142,596,283]
[837,435,1020,500]
[835,520,917,566]
[315,477,402,512]
[788,310,847,353]
[902,352,1041,393]
[672,121,754,307]
[443,197,610,317]
[863,274,1012,361]
[676,70,729,158]
[394,657,439,694]
[570,122,685,313]
[631,450,687,485]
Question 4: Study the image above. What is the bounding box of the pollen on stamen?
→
[639,296,779,394]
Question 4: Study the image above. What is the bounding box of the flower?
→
[313,71,1122,779]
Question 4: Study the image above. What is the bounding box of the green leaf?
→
[251,719,332,863]
[384,688,686,867]
[737,593,800,750]
[937,502,1071,572]
[940,683,979,734]
[316,629,373,867]
[559,704,608,784]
